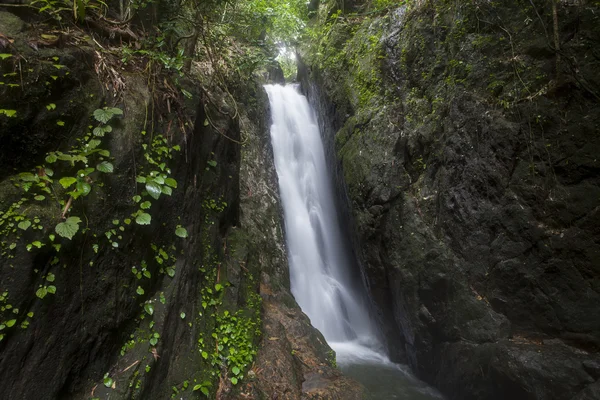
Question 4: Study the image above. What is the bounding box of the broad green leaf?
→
[66,216,82,224]
[207,160,217,167]
[135,212,151,225]
[0,54,12,60]
[19,172,38,182]
[180,312,186,319]
[164,178,177,188]
[36,287,47,299]
[140,201,151,210]
[175,227,188,238]
[6,319,16,328]
[161,186,172,196]
[201,387,209,396]
[45,154,57,163]
[76,181,91,197]
[46,103,56,111]
[166,267,175,277]
[136,286,144,295]
[103,376,113,388]
[193,385,202,391]
[59,177,77,189]
[132,195,141,203]
[230,377,238,385]
[92,127,105,137]
[93,109,112,123]
[46,273,55,282]
[34,195,45,201]
[55,217,80,240]
[47,285,56,294]
[145,181,161,200]
[87,139,101,149]
[232,366,240,375]
[144,303,154,315]
[110,107,123,115]
[18,220,31,231]
[97,161,114,173]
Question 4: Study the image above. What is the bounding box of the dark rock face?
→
[299,0,600,399]
[0,10,359,399]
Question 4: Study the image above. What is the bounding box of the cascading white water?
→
[265,84,385,363]
[265,84,443,399]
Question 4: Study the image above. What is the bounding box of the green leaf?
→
[1,109,17,117]
[47,285,56,294]
[45,154,57,163]
[232,366,240,375]
[164,178,177,188]
[34,195,45,201]
[161,186,172,196]
[46,103,56,111]
[67,216,82,224]
[193,384,202,391]
[55,217,81,240]
[59,177,77,189]
[75,181,91,197]
[132,195,141,203]
[0,54,12,60]
[103,376,113,388]
[36,287,47,299]
[144,303,154,315]
[46,273,55,282]
[92,127,105,137]
[6,319,16,328]
[87,139,101,149]
[110,107,123,115]
[145,181,161,200]
[207,160,217,167]
[136,286,144,295]
[93,109,112,123]
[140,201,151,210]
[97,161,114,173]
[201,351,208,359]
[136,212,151,225]
[230,377,238,385]
[56,120,65,126]
[18,220,31,231]
[175,227,188,238]
[136,176,146,183]
[166,267,175,278]
[180,312,186,319]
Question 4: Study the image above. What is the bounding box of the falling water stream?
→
[265,84,442,399]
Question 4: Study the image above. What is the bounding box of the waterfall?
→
[265,84,443,399]
[264,84,386,363]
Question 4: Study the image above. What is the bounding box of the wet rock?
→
[298,0,600,398]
